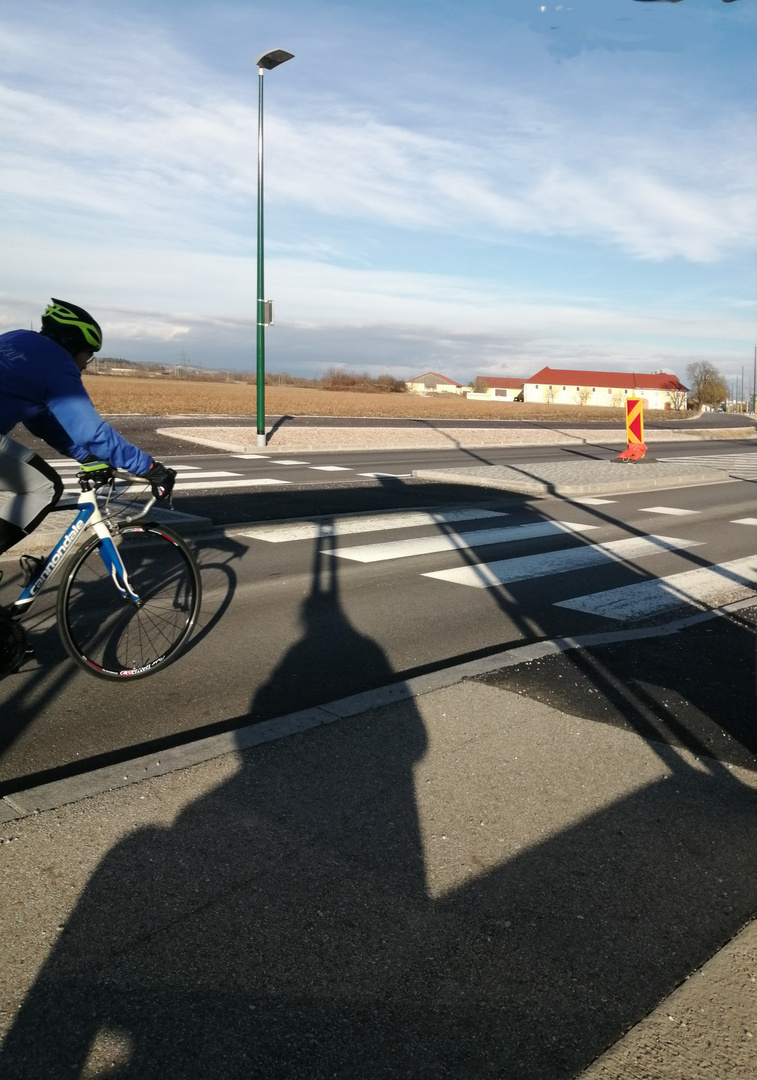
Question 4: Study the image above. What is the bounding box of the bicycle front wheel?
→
[57,523,202,680]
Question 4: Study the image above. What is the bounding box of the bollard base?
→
[615,443,648,462]
[256,432,267,448]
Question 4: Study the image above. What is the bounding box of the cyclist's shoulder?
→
[0,329,70,368]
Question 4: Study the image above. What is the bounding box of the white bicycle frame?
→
[10,477,157,620]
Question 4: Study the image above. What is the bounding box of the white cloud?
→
[0,0,754,385]
[0,6,753,264]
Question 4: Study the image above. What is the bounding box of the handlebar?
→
[75,467,168,523]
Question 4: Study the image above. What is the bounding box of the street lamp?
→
[255,48,294,447]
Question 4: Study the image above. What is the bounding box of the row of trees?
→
[90,358,407,393]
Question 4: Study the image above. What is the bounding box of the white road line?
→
[358,472,412,479]
[173,470,245,478]
[732,518,757,526]
[661,452,757,479]
[308,465,353,472]
[275,460,310,465]
[232,454,270,459]
[573,497,616,505]
[639,506,699,516]
[327,520,598,564]
[171,478,291,490]
[422,535,703,589]
[241,508,509,544]
[555,555,757,620]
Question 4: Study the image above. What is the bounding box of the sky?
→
[1,0,755,389]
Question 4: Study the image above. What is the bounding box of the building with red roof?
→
[522,367,688,410]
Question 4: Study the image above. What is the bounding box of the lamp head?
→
[256,49,294,70]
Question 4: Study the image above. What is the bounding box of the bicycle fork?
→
[93,525,141,606]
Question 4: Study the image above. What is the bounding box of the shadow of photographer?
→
[2,527,756,1079]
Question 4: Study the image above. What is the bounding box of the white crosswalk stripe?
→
[358,472,412,479]
[242,509,508,543]
[326,521,598,564]
[555,556,757,620]
[422,535,703,588]
[638,506,699,516]
[309,465,353,472]
[660,452,757,480]
[168,478,291,490]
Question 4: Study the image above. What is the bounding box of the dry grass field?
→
[83,374,684,423]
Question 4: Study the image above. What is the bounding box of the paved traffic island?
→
[157,423,753,454]
[411,458,732,497]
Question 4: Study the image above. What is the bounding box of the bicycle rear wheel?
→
[57,523,202,680]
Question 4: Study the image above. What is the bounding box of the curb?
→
[2,599,753,823]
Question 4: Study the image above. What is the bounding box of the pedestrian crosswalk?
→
[660,451,757,480]
[245,504,756,623]
[46,454,756,622]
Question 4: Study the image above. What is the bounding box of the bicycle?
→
[0,464,202,680]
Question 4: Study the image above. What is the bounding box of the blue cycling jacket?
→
[0,329,152,475]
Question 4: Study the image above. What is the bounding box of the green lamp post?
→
[255,48,294,447]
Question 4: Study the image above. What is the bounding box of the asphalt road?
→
[1,461,754,791]
[10,415,756,525]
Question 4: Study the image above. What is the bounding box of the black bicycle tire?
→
[56,522,202,680]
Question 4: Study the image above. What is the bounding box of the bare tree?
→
[686,361,728,408]
[662,382,687,411]
[611,390,624,408]
[574,387,592,406]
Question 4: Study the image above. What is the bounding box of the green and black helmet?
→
[40,298,103,357]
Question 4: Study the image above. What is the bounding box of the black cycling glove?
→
[143,460,177,501]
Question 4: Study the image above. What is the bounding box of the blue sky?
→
[1,0,755,387]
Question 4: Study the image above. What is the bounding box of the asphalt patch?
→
[476,608,757,771]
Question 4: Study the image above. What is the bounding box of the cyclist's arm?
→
[44,366,152,475]
[23,411,83,460]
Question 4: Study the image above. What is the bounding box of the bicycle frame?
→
[10,480,155,620]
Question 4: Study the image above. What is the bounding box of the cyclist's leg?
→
[0,433,64,556]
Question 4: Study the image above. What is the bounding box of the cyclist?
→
[0,297,176,563]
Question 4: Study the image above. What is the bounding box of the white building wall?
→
[406,380,463,394]
[523,382,686,409]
